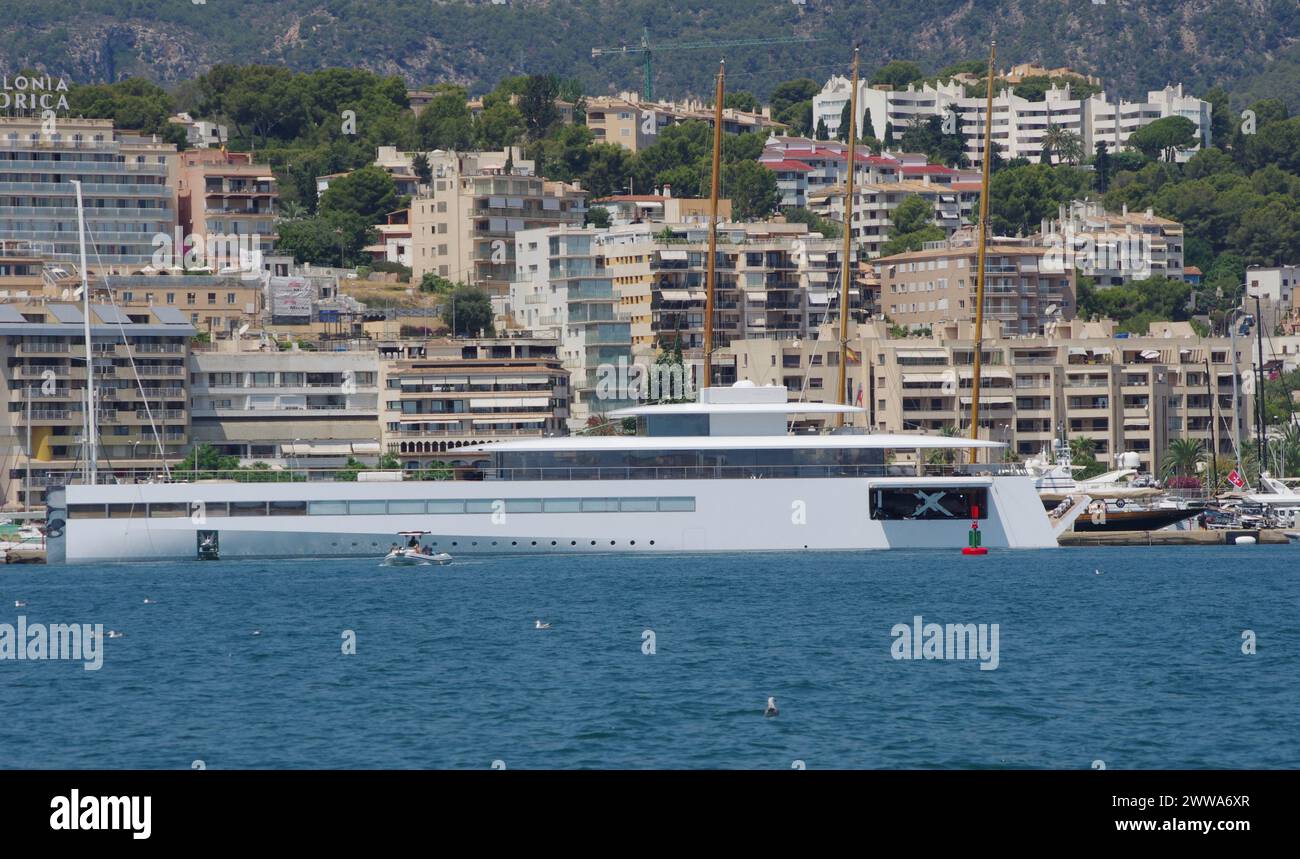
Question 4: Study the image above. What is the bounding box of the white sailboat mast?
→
[72,179,97,484]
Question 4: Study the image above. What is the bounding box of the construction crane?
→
[591,27,818,102]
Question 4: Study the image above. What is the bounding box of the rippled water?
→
[1,546,1296,769]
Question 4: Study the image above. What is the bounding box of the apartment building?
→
[408,147,587,293]
[167,113,228,149]
[1039,201,1184,286]
[586,92,785,153]
[379,337,570,468]
[604,223,852,368]
[759,136,902,208]
[175,149,277,256]
[0,302,193,509]
[814,78,1212,167]
[188,344,380,466]
[874,242,1076,336]
[722,318,1252,475]
[506,226,633,428]
[90,273,263,337]
[809,179,981,258]
[0,116,178,269]
[589,193,729,226]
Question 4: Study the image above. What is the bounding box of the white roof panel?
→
[459,434,1004,453]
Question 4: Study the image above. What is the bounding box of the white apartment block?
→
[504,225,634,428]
[808,179,981,258]
[813,78,1212,166]
[586,92,786,153]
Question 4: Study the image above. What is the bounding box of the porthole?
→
[590,540,596,545]
[630,540,636,545]
[531,541,537,546]
[551,540,557,546]
[609,540,616,546]
[570,541,576,546]
[511,541,518,546]
[649,540,655,546]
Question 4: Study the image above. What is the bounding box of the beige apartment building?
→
[721,318,1252,474]
[875,242,1076,336]
[586,93,785,153]
[175,149,278,256]
[94,273,263,337]
[1039,201,1184,286]
[0,302,193,509]
[379,337,570,469]
[603,223,853,361]
[409,148,586,293]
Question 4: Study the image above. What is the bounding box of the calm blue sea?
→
[1,546,1296,769]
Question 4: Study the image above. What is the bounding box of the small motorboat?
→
[383,531,452,566]
[383,547,453,566]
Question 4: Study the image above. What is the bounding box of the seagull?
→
[251,628,262,636]
[142,598,156,605]
[14,600,27,608]
[535,620,552,630]
[1094,569,1103,576]
[765,697,779,717]
[107,630,124,639]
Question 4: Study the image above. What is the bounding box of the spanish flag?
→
[845,346,862,365]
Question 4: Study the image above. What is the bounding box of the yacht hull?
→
[46,475,1059,563]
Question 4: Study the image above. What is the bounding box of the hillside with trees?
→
[3,0,1297,108]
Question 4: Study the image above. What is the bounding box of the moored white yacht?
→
[45,383,1075,563]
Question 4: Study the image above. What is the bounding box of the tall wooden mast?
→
[969,40,996,463]
[702,60,725,390]
[836,48,860,422]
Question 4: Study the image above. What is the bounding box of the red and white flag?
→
[1228,469,1246,489]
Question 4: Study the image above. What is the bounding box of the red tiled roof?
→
[902,164,959,175]
[949,182,983,192]
[1184,266,1203,275]
[592,195,667,203]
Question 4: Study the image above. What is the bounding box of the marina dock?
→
[1059,529,1293,547]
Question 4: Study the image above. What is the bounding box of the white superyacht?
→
[46,382,1074,563]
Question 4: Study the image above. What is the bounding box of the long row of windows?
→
[66,496,696,519]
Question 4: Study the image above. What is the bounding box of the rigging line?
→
[79,220,171,479]
[788,255,842,432]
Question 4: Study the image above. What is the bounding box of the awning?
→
[1123,418,1151,428]
[470,397,549,409]
[283,442,354,456]
[902,373,951,384]
[658,250,688,261]
[1068,347,1087,356]
[960,395,1013,405]
[659,289,694,302]
[959,367,1013,379]
[399,417,462,424]
[897,349,948,359]
[807,291,829,305]
[402,375,468,386]
[472,417,546,426]
[351,442,381,454]
[1140,349,1161,360]
[1090,347,1112,355]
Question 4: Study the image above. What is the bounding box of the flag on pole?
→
[1228,469,1246,489]
[856,386,863,406]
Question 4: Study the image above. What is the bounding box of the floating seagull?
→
[535,620,552,630]
[765,697,779,717]
[142,598,156,605]
[251,629,262,636]
[14,600,27,608]
[1094,569,1103,576]
[107,630,124,639]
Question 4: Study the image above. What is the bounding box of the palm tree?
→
[1068,435,1096,462]
[1160,437,1205,481]
[1057,130,1084,165]
[276,200,307,222]
[1040,123,1070,165]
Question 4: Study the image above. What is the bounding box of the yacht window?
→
[308,501,348,516]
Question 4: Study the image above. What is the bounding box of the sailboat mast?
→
[836,48,860,421]
[969,40,996,464]
[73,180,97,484]
[702,59,724,390]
